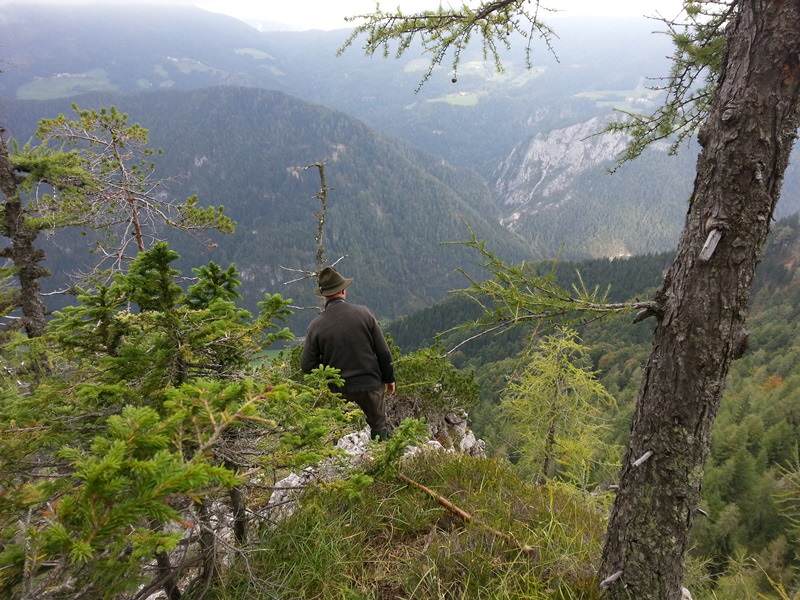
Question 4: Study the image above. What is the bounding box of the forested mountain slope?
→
[387,250,675,356]
[492,120,800,258]
[2,86,529,319]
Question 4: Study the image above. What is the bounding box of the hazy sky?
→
[2,0,686,30]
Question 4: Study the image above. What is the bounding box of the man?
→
[301,266,395,440]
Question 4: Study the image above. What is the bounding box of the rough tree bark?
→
[600,3,800,599]
[0,133,48,337]
[229,486,247,544]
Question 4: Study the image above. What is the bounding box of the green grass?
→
[234,48,274,60]
[427,92,481,107]
[207,453,608,599]
[17,69,117,100]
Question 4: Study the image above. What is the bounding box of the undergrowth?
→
[207,453,608,599]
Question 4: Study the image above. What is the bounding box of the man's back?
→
[301,299,394,393]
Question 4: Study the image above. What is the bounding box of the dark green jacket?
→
[301,299,395,392]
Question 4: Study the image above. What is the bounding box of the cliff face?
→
[494,117,630,225]
[489,115,690,258]
[492,116,800,260]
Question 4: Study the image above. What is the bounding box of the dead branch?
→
[397,472,538,558]
[304,161,329,271]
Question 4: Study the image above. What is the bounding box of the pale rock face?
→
[493,117,629,228]
[267,469,317,522]
[336,428,371,456]
[458,430,484,455]
[402,439,448,459]
[681,587,693,600]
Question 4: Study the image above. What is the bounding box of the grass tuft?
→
[207,453,607,599]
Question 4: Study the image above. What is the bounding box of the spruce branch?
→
[443,229,659,353]
[339,0,558,91]
[604,1,735,167]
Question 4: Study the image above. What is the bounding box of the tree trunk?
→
[155,551,182,600]
[224,457,248,544]
[196,500,219,587]
[230,485,248,544]
[0,135,48,338]
[600,4,800,599]
[541,379,563,482]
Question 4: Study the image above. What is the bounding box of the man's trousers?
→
[344,388,389,440]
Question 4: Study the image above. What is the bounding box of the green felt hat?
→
[318,266,352,296]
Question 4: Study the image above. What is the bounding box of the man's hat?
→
[317,266,352,296]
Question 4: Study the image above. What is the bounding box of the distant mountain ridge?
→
[0,3,671,174]
[2,4,799,266]
[2,86,530,322]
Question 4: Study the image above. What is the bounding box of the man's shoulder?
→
[305,312,325,333]
[348,303,376,319]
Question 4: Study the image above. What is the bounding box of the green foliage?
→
[607,1,732,164]
[22,104,233,273]
[388,251,673,358]
[441,230,656,353]
[121,241,183,311]
[368,417,429,476]
[25,405,235,595]
[394,344,479,414]
[178,193,236,235]
[186,261,241,308]
[9,142,95,231]
[500,328,616,485]
[1,103,235,340]
[779,454,800,546]
[390,216,800,596]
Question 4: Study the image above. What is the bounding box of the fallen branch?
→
[396,472,538,558]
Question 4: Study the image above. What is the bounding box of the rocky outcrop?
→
[267,397,485,521]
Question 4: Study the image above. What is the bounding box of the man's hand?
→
[385,382,396,395]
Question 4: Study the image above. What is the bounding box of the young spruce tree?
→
[500,328,615,486]
[0,243,352,599]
